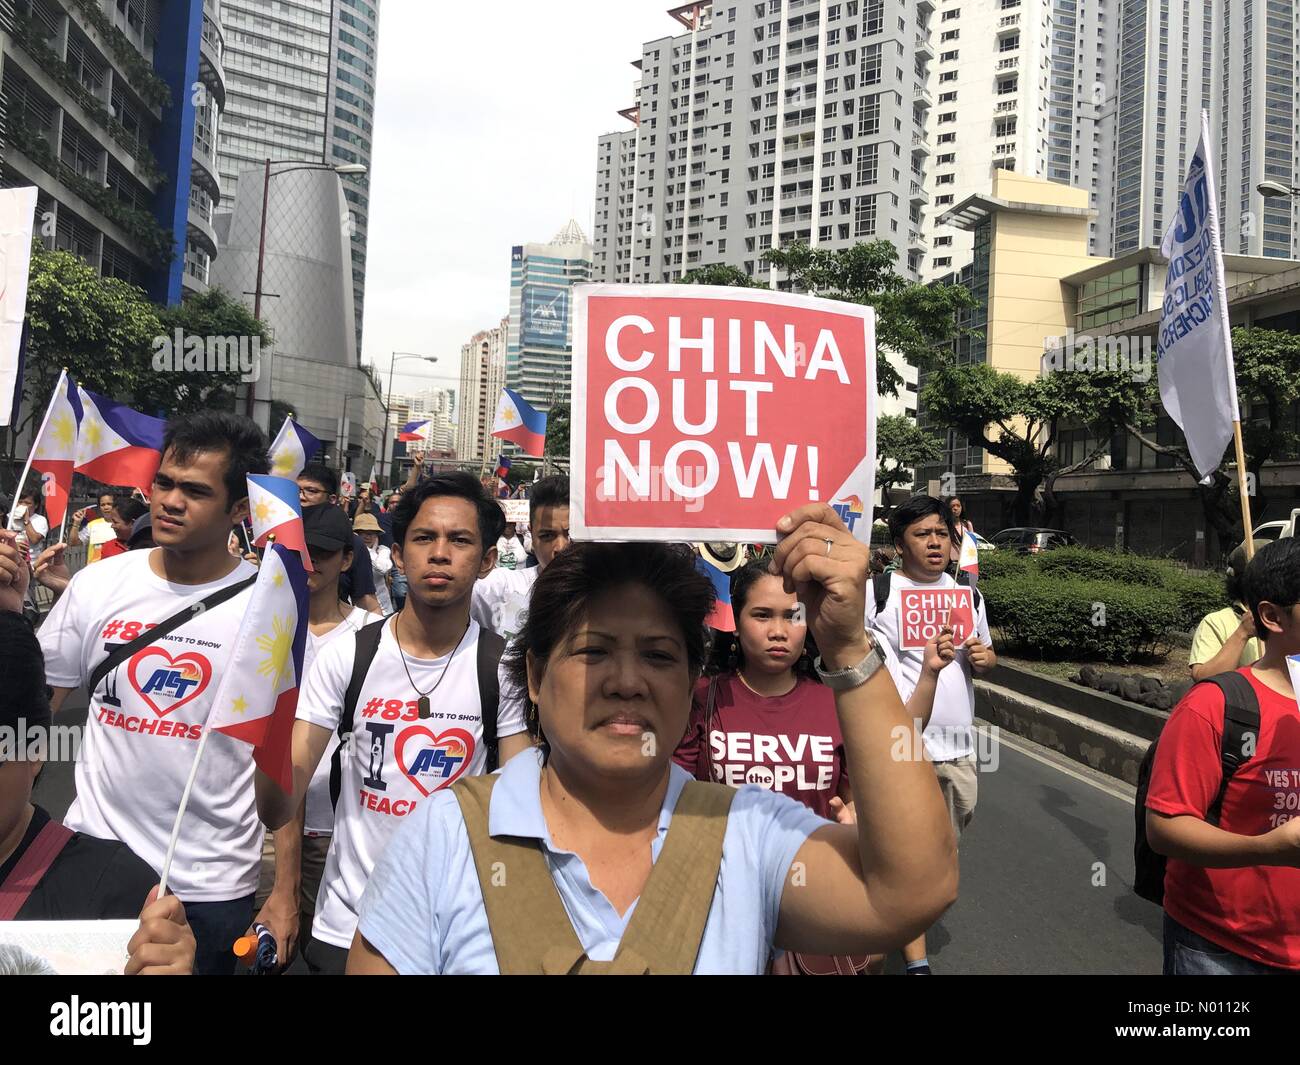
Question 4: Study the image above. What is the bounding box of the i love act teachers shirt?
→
[38,550,263,902]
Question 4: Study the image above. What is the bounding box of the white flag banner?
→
[0,186,37,427]
[1156,110,1239,480]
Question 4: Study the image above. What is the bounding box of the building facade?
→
[594,0,932,286]
[215,0,379,352]
[506,221,592,413]
[0,0,219,304]
[390,387,455,453]
[1110,0,1297,260]
[456,317,508,467]
[920,0,1118,279]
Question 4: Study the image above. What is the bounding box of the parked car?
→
[991,527,1078,554]
[1253,511,1299,543]
[970,531,997,552]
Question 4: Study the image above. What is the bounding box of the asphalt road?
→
[36,694,1163,975]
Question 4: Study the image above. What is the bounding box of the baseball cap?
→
[304,504,353,551]
[128,513,153,548]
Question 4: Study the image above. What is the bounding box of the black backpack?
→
[1132,671,1260,905]
[328,619,506,809]
[872,569,981,617]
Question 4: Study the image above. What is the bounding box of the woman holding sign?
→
[674,556,955,974]
[346,505,958,974]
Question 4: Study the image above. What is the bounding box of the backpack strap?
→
[1205,671,1261,826]
[87,575,256,697]
[0,819,75,921]
[872,572,892,617]
[613,781,735,973]
[453,774,735,974]
[476,628,505,773]
[330,618,388,810]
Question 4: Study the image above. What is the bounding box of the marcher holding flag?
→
[9,369,81,533]
[35,412,278,975]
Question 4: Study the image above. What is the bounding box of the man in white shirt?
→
[471,475,571,641]
[37,411,274,975]
[495,523,527,571]
[253,503,379,968]
[866,494,997,975]
[255,472,534,973]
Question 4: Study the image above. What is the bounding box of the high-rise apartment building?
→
[215,0,379,351]
[1111,0,1297,260]
[457,317,509,466]
[920,0,1117,279]
[0,0,222,304]
[506,221,592,413]
[593,1,933,286]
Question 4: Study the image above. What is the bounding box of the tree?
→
[139,286,268,418]
[679,241,975,397]
[876,413,940,516]
[544,401,570,465]
[3,243,161,491]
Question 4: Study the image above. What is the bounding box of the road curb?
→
[976,680,1151,787]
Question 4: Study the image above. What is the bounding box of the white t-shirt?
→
[38,550,261,901]
[865,570,993,762]
[470,565,538,642]
[303,606,381,836]
[296,618,527,948]
[494,535,526,571]
[367,544,393,614]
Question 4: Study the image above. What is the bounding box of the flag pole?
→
[6,368,65,529]
[1234,420,1255,561]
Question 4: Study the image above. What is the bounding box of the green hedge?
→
[977,547,1228,661]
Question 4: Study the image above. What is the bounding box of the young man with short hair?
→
[36,412,271,974]
[255,472,532,974]
[471,475,571,640]
[297,464,381,615]
[1147,536,1300,974]
[865,494,996,974]
[253,504,379,967]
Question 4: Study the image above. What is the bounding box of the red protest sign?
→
[571,284,876,543]
[898,588,975,651]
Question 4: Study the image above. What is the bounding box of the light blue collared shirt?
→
[356,749,824,974]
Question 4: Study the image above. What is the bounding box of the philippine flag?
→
[247,473,313,571]
[28,370,83,526]
[74,387,165,492]
[696,555,736,633]
[959,529,980,576]
[491,388,547,457]
[206,543,309,792]
[268,416,321,480]
[398,420,431,443]
[495,453,512,481]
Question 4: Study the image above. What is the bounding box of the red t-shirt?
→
[99,539,128,559]
[1146,667,1300,969]
[673,673,845,821]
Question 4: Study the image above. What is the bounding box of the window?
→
[941,49,959,62]
[942,8,961,21]
[939,91,957,103]
[853,194,877,236]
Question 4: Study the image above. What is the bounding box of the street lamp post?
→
[1258,180,1300,199]
[244,159,367,430]
[384,351,438,482]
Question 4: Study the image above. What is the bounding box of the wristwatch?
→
[814,632,887,691]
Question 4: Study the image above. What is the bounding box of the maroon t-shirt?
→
[674,673,845,821]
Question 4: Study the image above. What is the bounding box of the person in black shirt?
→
[0,575,195,975]
[297,464,381,614]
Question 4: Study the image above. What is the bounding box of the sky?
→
[360,0,678,399]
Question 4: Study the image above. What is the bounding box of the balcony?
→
[198,15,227,110]
[187,202,218,255]
[909,181,928,203]
[914,82,932,107]
[912,132,930,156]
[910,229,928,250]
[915,33,934,61]
[998,13,1020,28]
[995,99,1017,113]
[996,56,1019,71]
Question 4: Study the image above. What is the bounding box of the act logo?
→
[396,726,475,796]
[127,649,212,717]
[831,494,865,533]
